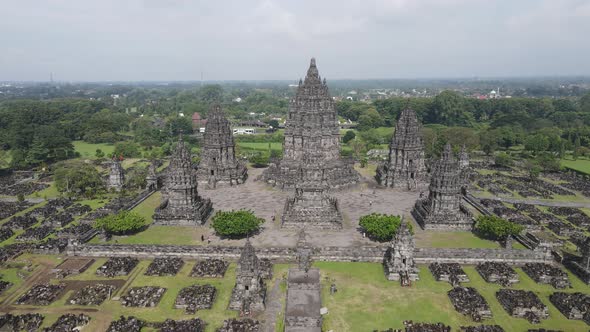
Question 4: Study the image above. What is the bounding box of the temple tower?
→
[261,58,359,189]
[229,239,266,313]
[145,161,158,191]
[384,218,419,283]
[107,158,125,192]
[412,143,473,230]
[153,136,213,226]
[376,109,427,190]
[197,105,247,188]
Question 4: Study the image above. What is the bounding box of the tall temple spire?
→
[196,104,247,187]
[260,58,359,189]
[376,108,427,189]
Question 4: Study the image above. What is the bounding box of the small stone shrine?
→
[384,218,419,285]
[412,143,473,230]
[107,157,125,191]
[145,161,158,191]
[196,105,247,188]
[565,236,590,284]
[376,108,427,190]
[261,58,359,189]
[153,136,213,226]
[229,239,266,314]
[281,168,342,229]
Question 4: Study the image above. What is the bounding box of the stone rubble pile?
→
[0,227,15,242]
[460,326,504,332]
[549,292,590,324]
[15,226,53,242]
[107,316,145,332]
[522,263,570,289]
[175,284,216,314]
[0,313,44,331]
[216,318,260,332]
[65,203,92,216]
[548,207,590,228]
[16,283,65,305]
[191,259,229,278]
[69,283,117,305]
[0,280,12,294]
[42,313,90,332]
[96,257,139,277]
[44,212,74,228]
[145,257,184,276]
[0,243,33,263]
[5,214,38,230]
[476,262,519,286]
[429,263,469,285]
[121,286,166,307]
[448,287,492,321]
[0,201,33,220]
[33,238,68,254]
[496,289,548,323]
[156,318,206,332]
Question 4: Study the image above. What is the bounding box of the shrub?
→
[359,213,404,242]
[494,152,512,167]
[342,130,356,143]
[211,210,264,238]
[250,153,269,168]
[94,211,147,235]
[474,215,524,241]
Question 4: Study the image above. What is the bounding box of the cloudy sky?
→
[1,0,589,81]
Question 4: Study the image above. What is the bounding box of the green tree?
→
[94,211,147,235]
[359,213,404,242]
[494,152,513,167]
[581,91,590,113]
[574,136,581,160]
[474,215,524,241]
[267,119,280,129]
[113,141,142,158]
[168,116,193,136]
[211,210,264,238]
[429,90,472,126]
[25,135,49,165]
[342,130,356,144]
[357,108,384,131]
[524,134,549,154]
[198,85,224,103]
[95,149,105,158]
[54,161,104,197]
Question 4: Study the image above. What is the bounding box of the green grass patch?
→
[415,231,500,249]
[317,261,590,331]
[561,157,590,175]
[73,141,116,159]
[237,142,282,152]
[130,191,161,223]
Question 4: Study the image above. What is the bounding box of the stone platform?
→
[285,268,321,332]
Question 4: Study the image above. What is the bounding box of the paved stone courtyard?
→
[200,167,422,247]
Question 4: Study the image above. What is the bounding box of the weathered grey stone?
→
[197,105,247,188]
[412,143,473,231]
[384,219,419,283]
[376,108,427,190]
[261,58,359,189]
[153,136,213,226]
[107,158,125,192]
[281,168,342,230]
[229,239,265,314]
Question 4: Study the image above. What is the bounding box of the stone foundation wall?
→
[67,244,552,265]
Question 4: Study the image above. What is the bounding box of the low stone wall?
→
[67,244,552,265]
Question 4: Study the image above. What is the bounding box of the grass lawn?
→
[130,191,161,223]
[73,141,116,159]
[99,225,208,245]
[561,157,590,175]
[415,231,500,249]
[237,142,282,152]
[317,262,590,331]
[27,182,60,199]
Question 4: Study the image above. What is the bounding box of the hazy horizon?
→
[2,0,590,81]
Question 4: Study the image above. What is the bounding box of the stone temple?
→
[376,108,427,190]
[261,58,359,189]
[412,143,473,230]
[384,218,419,284]
[229,239,265,313]
[153,136,213,226]
[107,158,125,192]
[281,168,343,230]
[196,105,247,188]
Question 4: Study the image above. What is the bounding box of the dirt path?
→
[262,279,283,332]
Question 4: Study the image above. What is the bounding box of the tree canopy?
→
[211,210,265,238]
[94,211,147,235]
[474,215,524,241]
[359,213,404,242]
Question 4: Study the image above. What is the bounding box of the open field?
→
[415,231,501,249]
[73,141,116,159]
[561,157,590,175]
[131,191,161,223]
[318,261,590,331]
[0,255,291,332]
